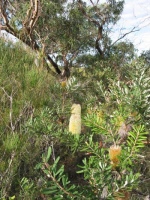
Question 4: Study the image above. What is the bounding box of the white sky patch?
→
[79,0,150,54]
[112,0,150,54]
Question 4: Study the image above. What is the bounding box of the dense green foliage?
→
[0,0,150,199]
[0,37,150,200]
[0,0,125,76]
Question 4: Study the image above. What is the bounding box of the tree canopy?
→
[1,0,126,78]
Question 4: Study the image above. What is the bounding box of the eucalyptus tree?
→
[0,0,125,78]
[140,49,150,65]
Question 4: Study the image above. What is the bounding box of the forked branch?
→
[77,0,106,56]
[0,0,16,36]
[23,0,41,34]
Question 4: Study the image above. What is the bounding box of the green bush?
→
[0,39,150,199]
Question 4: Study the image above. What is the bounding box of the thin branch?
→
[0,151,16,197]
[1,152,15,179]
[1,87,15,133]
[23,0,34,30]
[44,162,75,198]
[23,0,41,34]
[77,0,105,56]
[110,27,139,48]
[7,0,16,12]
[29,0,41,33]
[70,49,80,64]
[89,0,94,6]
[43,162,86,199]
[0,1,16,36]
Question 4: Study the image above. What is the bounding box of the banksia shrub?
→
[69,104,81,134]
[109,145,121,168]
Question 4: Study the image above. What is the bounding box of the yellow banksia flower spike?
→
[109,145,121,168]
[61,80,67,88]
[69,104,81,134]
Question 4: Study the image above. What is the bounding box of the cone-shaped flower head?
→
[69,104,81,134]
[109,145,121,167]
[61,80,67,88]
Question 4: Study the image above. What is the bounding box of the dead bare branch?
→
[0,151,16,197]
[1,87,15,133]
[110,27,139,48]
